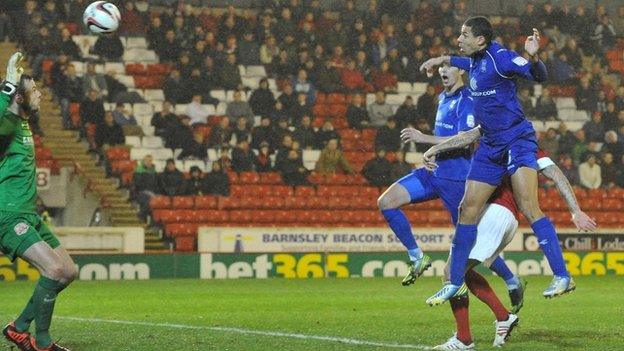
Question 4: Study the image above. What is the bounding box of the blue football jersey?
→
[433,86,474,181]
[450,41,540,146]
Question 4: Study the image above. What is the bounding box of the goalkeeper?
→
[0,52,75,351]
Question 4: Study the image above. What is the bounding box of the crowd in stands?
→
[4,0,624,201]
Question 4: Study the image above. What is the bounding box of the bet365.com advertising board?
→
[1,251,622,281]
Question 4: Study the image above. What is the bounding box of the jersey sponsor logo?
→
[14,222,29,236]
[466,114,475,128]
[471,89,497,96]
[512,56,529,66]
[470,77,478,90]
[435,121,454,130]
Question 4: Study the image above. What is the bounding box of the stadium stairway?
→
[0,42,167,252]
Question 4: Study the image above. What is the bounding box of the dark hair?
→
[464,16,493,44]
[16,74,33,98]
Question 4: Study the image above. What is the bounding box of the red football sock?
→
[450,295,472,345]
[465,269,509,321]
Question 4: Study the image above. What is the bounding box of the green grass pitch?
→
[1,276,622,350]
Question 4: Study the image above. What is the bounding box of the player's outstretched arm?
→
[422,127,481,170]
[419,56,451,77]
[400,128,453,145]
[540,164,597,232]
[1,52,25,113]
[524,28,547,82]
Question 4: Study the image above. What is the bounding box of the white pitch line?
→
[56,316,432,350]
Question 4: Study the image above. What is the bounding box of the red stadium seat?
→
[106,147,130,161]
[229,210,253,223]
[270,185,294,197]
[172,196,194,209]
[316,92,326,104]
[328,104,347,118]
[327,93,346,104]
[218,196,241,210]
[428,211,452,225]
[149,196,171,209]
[606,187,624,199]
[360,187,380,197]
[195,195,218,209]
[307,172,325,184]
[196,210,229,222]
[239,171,260,184]
[259,172,281,184]
[294,186,316,197]
[602,198,623,210]
[313,104,328,118]
[175,237,195,252]
[166,223,198,237]
[230,185,246,196]
[260,196,285,209]
[306,196,326,209]
[284,196,307,209]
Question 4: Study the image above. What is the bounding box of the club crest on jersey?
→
[470,77,478,90]
[14,222,29,236]
[22,136,34,145]
[449,99,457,110]
[480,60,487,72]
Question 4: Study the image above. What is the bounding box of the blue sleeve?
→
[450,56,471,71]
[456,91,476,132]
[498,50,536,80]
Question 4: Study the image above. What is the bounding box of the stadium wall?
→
[1,251,622,282]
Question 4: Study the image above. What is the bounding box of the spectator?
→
[316,120,339,149]
[79,89,105,140]
[558,122,577,152]
[57,64,83,130]
[375,118,401,152]
[147,17,166,52]
[30,26,59,81]
[104,70,129,103]
[59,28,81,60]
[92,32,124,61]
[603,102,618,131]
[595,91,608,114]
[226,90,254,127]
[217,145,233,171]
[316,60,342,93]
[390,150,412,180]
[271,101,290,122]
[371,61,398,93]
[575,77,596,113]
[293,115,317,149]
[280,149,309,186]
[416,84,438,126]
[341,59,370,93]
[164,70,187,104]
[204,162,230,196]
[186,95,210,125]
[81,63,108,99]
[165,115,194,150]
[558,154,579,187]
[272,119,292,150]
[272,50,296,80]
[534,88,558,121]
[603,131,623,161]
[255,142,274,172]
[275,134,294,170]
[346,94,370,130]
[178,132,208,160]
[616,87,624,112]
[517,88,534,119]
[394,96,418,129]
[601,152,617,189]
[133,155,158,219]
[277,83,297,114]
[219,53,242,90]
[238,32,261,65]
[151,101,177,137]
[386,48,404,80]
[156,30,182,63]
[560,38,583,69]
[539,128,560,157]
[119,1,145,35]
[182,166,205,195]
[583,112,606,142]
[248,78,275,117]
[315,139,352,175]
[290,93,312,126]
[251,116,274,149]
[617,155,624,188]
[363,149,392,187]
[368,91,394,128]
[579,154,601,189]
[259,35,280,65]
[158,159,184,196]
[405,49,429,82]
[592,15,617,53]
[231,116,252,146]
[232,139,257,172]
[548,53,575,84]
[571,129,588,165]
[94,111,125,151]
[112,103,142,136]
[292,69,316,104]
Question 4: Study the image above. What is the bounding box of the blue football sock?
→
[449,224,478,286]
[489,256,515,281]
[531,217,569,277]
[505,276,520,290]
[381,209,421,261]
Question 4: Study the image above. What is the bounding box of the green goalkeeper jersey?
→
[0,94,37,214]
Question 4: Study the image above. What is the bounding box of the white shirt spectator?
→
[578,157,602,189]
[186,96,210,125]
